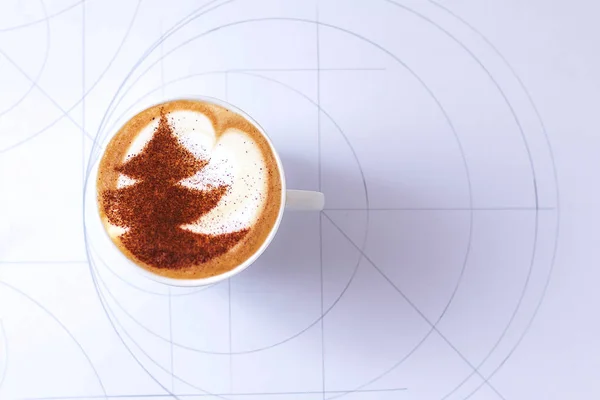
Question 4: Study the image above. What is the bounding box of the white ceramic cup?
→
[98,96,324,287]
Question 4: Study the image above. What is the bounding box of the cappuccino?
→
[97,99,282,279]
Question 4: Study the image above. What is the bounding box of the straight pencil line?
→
[324,207,555,211]
[168,288,174,392]
[22,387,409,399]
[227,67,385,72]
[0,261,88,265]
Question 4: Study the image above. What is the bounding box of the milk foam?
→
[113,110,268,236]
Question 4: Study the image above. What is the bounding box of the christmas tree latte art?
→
[97,100,282,279]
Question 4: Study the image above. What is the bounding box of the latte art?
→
[119,111,269,236]
[97,99,282,279]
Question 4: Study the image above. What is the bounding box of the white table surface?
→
[0,0,598,399]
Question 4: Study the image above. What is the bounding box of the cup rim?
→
[94,95,287,287]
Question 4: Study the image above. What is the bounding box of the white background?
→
[0,0,598,399]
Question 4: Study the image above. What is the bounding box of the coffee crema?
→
[97,99,282,279]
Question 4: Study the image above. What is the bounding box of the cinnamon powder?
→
[101,111,249,270]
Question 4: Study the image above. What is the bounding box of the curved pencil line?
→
[82,0,237,394]
[321,211,439,397]
[78,3,557,399]
[0,0,142,154]
[0,108,72,154]
[90,64,371,299]
[89,239,215,297]
[88,0,233,170]
[85,263,183,399]
[81,0,143,112]
[0,0,51,119]
[91,14,476,362]
[0,281,107,398]
[87,242,236,399]
[89,12,476,317]
[0,0,87,33]
[423,2,560,398]
[87,71,229,297]
[378,2,559,399]
[84,13,474,397]
[383,2,543,399]
[85,69,369,356]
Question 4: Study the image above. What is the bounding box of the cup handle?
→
[285,190,325,211]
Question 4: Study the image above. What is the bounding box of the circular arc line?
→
[0,281,107,399]
[83,12,475,397]
[0,0,87,32]
[89,72,244,297]
[80,2,239,393]
[89,63,377,300]
[92,274,234,399]
[365,2,546,398]
[84,69,369,398]
[0,0,51,118]
[85,264,185,400]
[90,17,476,361]
[0,0,143,153]
[88,15,476,300]
[85,69,370,356]
[89,237,218,297]
[423,1,560,398]
[88,0,235,168]
[379,1,546,398]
